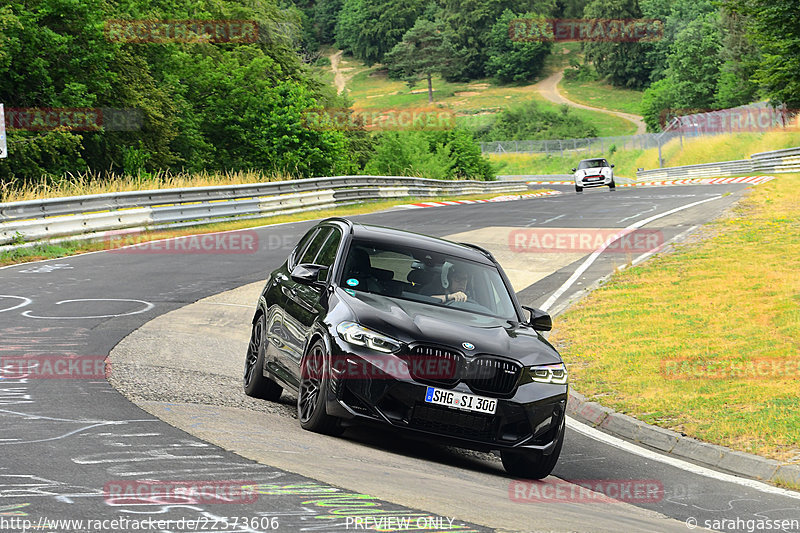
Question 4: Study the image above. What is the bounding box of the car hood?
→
[335,288,561,366]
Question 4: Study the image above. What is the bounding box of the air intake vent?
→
[404,345,462,386]
[465,356,521,396]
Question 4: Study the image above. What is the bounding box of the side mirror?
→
[571,168,576,172]
[522,305,552,331]
[291,263,329,288]
[610,164,615,168]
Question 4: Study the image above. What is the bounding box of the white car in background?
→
[572,158,615,192]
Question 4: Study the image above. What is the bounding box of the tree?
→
[335,0,426,65]
[0,0,357,182]
[313,0,343,44]
[640,77,675,131]
[364,129,495,180]
[665,13,722,111]
[583,0,654,89]
[383,19,455,102]
[438,0,557,80]
[476,101,598,140]
[639,12,723,131]
[640,0,717,83]
[485,10,552,83]
[714,8,760,108]
[724,0,800,109]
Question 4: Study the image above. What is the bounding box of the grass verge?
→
[549,174,800,461]
[489,130,800,178]
[0,190,553,267]
[559,77,644,116]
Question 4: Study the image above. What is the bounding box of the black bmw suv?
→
[244,217,568,478]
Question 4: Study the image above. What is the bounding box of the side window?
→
[298,227,332,265]
[313,228,342,269]
[290,228,318,269]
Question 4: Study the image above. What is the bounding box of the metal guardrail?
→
[635,146,800,181]
[0,176,536,247]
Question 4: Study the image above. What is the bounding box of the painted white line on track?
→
[628,225,699,268]
[21,298,155,319]
[0,295,32,313]
[540,195,723,312]
[566,417,800,501]
[542,214,565,224]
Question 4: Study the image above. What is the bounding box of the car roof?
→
[579,158,607,162]
[322,218,495,265]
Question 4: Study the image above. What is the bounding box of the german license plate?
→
[424,386,497,414]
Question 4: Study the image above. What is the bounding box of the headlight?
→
[336,322,401,353]
[528,363,568,384]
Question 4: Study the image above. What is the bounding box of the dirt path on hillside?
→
[536,70,647,135]
[330,50,347,95]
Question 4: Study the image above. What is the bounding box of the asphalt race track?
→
[2,183,799,533]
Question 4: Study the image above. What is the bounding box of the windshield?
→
[339,240,518,321]
[578,159,609,169]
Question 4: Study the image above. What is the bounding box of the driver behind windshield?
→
[433,264,470,303]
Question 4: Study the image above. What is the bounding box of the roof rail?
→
[459,242,495,260]
[321,217,355,233]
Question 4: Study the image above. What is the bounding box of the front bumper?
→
[325,346,567,453]
[575,174,613,187]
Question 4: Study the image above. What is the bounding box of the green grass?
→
[549,173,800,461]
[317,48,637,137]
[559,77,644,116]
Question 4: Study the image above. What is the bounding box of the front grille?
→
[404,345,462,386]
[465,357,522,396]
[410,402,495,441]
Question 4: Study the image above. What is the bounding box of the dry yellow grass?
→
[490,130,800,177]
[550,174,800,461]
[0,169,292,203]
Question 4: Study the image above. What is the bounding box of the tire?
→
[609,180,616,190]
[298,340,343,435]
[575,184,583,193]
[500,418,564,479]
[243,314,283,401]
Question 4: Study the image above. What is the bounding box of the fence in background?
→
[480,102,794,158]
